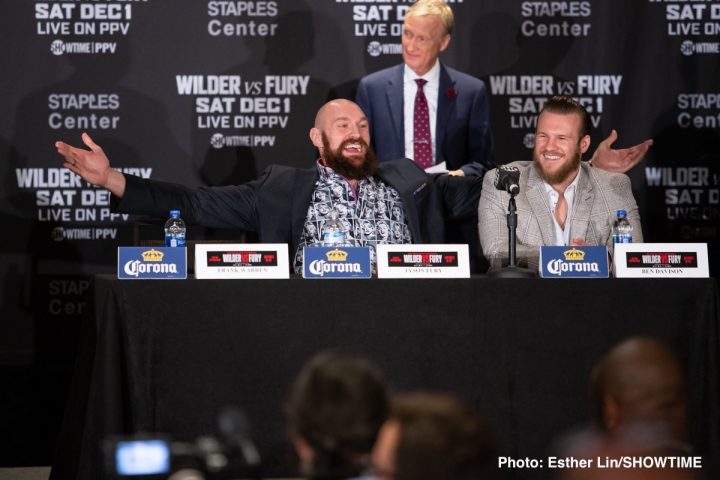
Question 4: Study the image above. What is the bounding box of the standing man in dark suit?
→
[356,0,493,270]
[356,0,492,178]
[356,0,653,177]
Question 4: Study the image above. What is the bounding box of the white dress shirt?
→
[543,168,581,246]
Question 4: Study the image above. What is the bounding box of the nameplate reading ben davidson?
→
[614,243,709,278]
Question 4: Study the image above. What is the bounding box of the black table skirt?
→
[51,276,720,479]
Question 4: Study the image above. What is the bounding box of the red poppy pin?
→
[447,87,458,99]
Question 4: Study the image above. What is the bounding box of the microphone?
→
[494,165,520,195]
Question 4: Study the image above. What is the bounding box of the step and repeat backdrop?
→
[1,0,719,364]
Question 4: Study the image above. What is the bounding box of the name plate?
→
[614,243,709,278]
[118,247,187,280]
[302,246,372,279]
[540,246,609,278]
[376,244,470,279]
[195,244,289,279]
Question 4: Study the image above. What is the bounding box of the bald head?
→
[591,337,687,440]
[313,99,364,129]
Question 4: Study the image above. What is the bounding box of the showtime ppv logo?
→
[681,40,720,56]
[50,39,117,55]
[209,133,276,149]
[36,2,139,55]
[366,41,402,57]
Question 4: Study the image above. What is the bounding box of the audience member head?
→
[590,337,688,443]
[286,350,389,480]
[310,99,377,180]
[402,0,453,76]
[556,425,701,480]
[371,392,499,480]
[534,95,591,188]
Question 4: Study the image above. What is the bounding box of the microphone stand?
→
[488,192,537,278]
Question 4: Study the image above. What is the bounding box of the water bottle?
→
[611,209,633,244]
[164,210,186,247]
[321,209,346,246]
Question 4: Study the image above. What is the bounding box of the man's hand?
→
[55,132,126,197]
[589,129,653,173]
[447,169,465,177]
[569,238,588,246]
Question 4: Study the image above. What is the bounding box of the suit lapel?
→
[385,65,405,150]
[568,165,594,243]
[436,64,456,164]
[526,166,557,246]
[378,162,423,242]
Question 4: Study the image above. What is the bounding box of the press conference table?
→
[51,275,720,479]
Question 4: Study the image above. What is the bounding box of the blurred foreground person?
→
[591,337,689,448]
[286,351,389,480]
[555,426,702,480]
[554,337,700,480]
[371,392,499,480]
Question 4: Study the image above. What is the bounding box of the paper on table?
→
[424,161,448,174]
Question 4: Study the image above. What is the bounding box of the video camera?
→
[104,407,262,480]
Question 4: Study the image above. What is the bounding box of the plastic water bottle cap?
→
[616,209,627,218]
[170,210,180,217]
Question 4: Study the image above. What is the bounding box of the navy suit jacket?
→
[113,159,482,259]
[356,63,495,177]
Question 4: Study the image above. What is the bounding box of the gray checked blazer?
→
[478,161,643,269]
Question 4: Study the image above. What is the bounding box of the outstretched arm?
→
[55,132,126,197]
[589,129,653,173]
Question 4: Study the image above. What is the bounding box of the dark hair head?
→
[286,350,389,480]
[390,392,499,480]
[541,95,592,138]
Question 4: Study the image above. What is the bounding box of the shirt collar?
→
[542,166,581,195]
[315,159,375,185]
[403,59,441,84]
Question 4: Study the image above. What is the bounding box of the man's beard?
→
[321,133,378,180]
[533,149,581,185]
